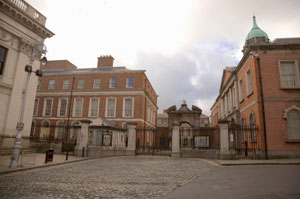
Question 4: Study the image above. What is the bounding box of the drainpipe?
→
[256,56,268,160]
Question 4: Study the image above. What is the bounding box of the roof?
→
[272,38,300,44]
[157,113,168,118]
[246,16,269,41]
[42,66,145,76]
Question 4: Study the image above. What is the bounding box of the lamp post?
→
[9,42,47,168]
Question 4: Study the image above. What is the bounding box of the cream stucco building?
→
[0,0,53,148]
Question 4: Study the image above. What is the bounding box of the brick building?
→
[211,16,300,159]
[31,56,158,147]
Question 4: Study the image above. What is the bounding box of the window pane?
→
[107,98,115,117]
[59,99,67,116]
[63,79,70,89]
[280,61,297,88]
[126,77,134,88]
[109,77,117,88]
[124,98,133,117]
[78,79,85,89]
[48,80,55,89]
[90,99,99,117]
[45,99,52,116]
[93,78,101,88]
[37,80,41,90]
[74,99,83,116]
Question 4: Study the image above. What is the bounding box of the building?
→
[211,16,300,159]
[31,56,158,148]
[0,0,53,148]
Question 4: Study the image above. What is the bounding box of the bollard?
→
[66,151,69,160]
[82,147,85,157]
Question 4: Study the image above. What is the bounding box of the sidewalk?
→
[216,158,300,166]
[0,153,90,175]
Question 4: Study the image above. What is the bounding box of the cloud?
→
[135,41,239,115]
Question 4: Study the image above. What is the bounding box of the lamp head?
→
[41,56,47,65]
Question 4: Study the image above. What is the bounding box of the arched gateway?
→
[165,101,202,157]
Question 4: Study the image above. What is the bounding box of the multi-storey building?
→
[211,16,300,158]
[32,56,158,147]
[0,0,53,148]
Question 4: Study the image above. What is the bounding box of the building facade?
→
[0,0,53,148]
[211,16,300,158]
[32,56,158,148]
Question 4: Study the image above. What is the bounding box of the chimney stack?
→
[97,55,114,67]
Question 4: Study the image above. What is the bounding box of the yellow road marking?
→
[201,159,221,167]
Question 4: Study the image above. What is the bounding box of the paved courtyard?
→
[0,156,212,199]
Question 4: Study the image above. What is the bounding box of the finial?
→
[182,99,186,105]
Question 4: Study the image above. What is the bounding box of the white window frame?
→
[123,97,134,118]
[33,98,39,116]
[77,79,85,89]
[278,60,300,89]
[48,80,55,89]
[57,98,68,117]
[105,97,116,117]
[63,79,70,89]
[43,98,53,116]
[238,78,244,102]
[93,78,101,89]
[109,77,117,88]
[89,98,100,117]
[246,68,253,96]
[126,77,134,88]
[73,98,83,117]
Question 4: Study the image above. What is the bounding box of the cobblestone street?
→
[0,156,212,199]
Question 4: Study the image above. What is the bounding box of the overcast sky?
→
[26,0,300,115]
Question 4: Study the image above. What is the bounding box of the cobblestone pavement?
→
[0,156,212,199]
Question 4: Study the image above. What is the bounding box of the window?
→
[48,80,55,89]
[126,77,134,88]
[89,98,99,117]
[109,77,117,88]
[241,118,246,142]
[63,79,70,89]
[43,98,53,116]
[238,79,244,102]
[278,61,300,88]
[123,98,133,117]
[73,98,83,117]
[287,110,300,139]
[106,98,116,117]
[33,99,39,116]
[37,80,41,90]
[58,98,68,117]
[194,136,209,147]
[77,79,85,89]
[93,78,101,89]
[0,46,7,75]
[249,113,256,142]
[246,69,253,95]
[41,120,50,138]
[56,121,66,139]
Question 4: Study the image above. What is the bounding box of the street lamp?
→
[9,42,47,168]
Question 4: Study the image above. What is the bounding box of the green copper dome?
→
[246,16,269,40]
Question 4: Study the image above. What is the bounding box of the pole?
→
[256,56,268,160]
[9,71,31,168]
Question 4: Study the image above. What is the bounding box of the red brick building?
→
[211,17,300,158]
[31,56,158,147]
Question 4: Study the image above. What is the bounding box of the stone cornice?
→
[0,0,54,39]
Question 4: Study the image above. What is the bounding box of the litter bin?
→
[45,149,54,163]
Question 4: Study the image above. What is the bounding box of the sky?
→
[26,0,300,115]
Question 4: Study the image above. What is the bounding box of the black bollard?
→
[82,147,85,157]
[66,151,69,160]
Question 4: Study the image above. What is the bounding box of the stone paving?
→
[0,156,212,199]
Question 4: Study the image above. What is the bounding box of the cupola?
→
[246,16,269,41]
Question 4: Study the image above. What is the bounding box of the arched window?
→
[41,120,50,138]
[287,110,300,139]
[249,112,256,142]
